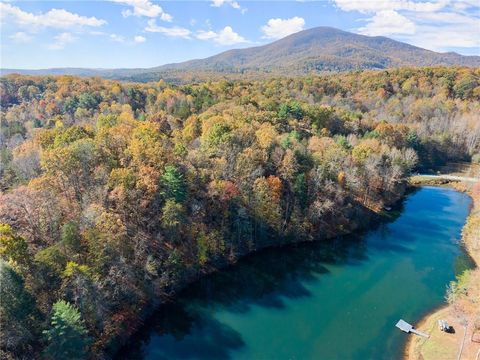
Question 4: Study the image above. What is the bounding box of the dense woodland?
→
[1,67,479,359]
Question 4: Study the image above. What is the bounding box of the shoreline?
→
[109,178,477,360]
[404,178,479,360]
[110,189,409,358]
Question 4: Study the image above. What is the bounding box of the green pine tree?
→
[160,165,187,203]
[43,300,91,360]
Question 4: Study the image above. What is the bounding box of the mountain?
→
[2,27,479,82]
[156,27,480,72]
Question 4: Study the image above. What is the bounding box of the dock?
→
[396,319,429,338]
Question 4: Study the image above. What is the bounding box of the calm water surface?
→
[120,187,473,360]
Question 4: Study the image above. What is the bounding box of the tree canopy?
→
[0,67,479,358]
[43,300,91,360]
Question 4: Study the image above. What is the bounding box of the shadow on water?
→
[118,238,363,359]
[119,187,474,360]
[128,307,246,360]
[117,197,410,360]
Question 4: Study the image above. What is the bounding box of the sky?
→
[1,0,479,69]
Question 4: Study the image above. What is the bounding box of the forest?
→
[1,67,479,359]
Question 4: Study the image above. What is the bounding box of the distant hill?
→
[3,27,479,82]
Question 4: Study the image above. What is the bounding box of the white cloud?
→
[358,10,415,36]
[112,0,172,21]
[89,31,108,36]
[9,32,33,43]
[89,31,147,45]
[160,13,173,22]
[196,30,218,40]
[211,0,240,9]
[110,34,125,42]
[333,0,480,53]
[402,12,480,51]
[409,11,478,26]
[0,3,106,30]
[261,17,305,39]
[49,32,76,50]
[145,19,191,38]
[210,0,246,13]
[452,1,480,11]
[196,26,247,45]
[406,25,479,50]
[332,0,449,13]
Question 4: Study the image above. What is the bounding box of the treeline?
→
[0,67,479,359]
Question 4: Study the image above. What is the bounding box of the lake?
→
[119,187,473,360]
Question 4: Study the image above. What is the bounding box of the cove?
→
[119,187,473,360]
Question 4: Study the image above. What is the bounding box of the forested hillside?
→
[1,67,479,359]
[154,27,480,74]
[3,27,480,83]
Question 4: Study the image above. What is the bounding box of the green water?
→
[120,187,473,360]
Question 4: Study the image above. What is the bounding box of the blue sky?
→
[1,0,479,69]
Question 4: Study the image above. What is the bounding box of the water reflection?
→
[119,209,402,359]
[118,187,473,360]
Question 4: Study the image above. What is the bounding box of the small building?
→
[438,319,449,332]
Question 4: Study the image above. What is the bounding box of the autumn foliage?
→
[0,67,479,358]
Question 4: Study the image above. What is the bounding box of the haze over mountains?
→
[3,27,479,82]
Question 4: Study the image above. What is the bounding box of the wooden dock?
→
[396,319,430,338]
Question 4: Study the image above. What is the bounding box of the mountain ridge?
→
[2,26,479,82]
